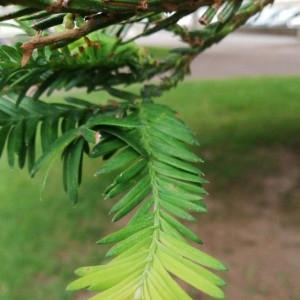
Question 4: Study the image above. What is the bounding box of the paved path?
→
[138,32,300,79]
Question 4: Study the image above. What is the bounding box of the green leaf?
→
[18,139,27,169]
[27,134,36,172]
[144,107,191,134]
[88,272,140,300]
[65,97,93,107]
[159,242,226,286]
[40,117,59,152]
[110,246,149,264]
[159,190,207,213]
[0,125,11,160]
[30,128,79,177]
[17,70,48,106]
[110,175,151,214]
[104,180,134,199]
[89,269,141,293]
[151,120,199,146]
[150,118,198,145]
[86,115,143,128]
[6,126,17,168]
[160,233,228,271]
[150,258,192,300]
[152,151,201,175]
[68,260,143,291]
[66,138,85,204]
[154,161,204,183]
[80,127,101,144]
[90,136,126,158]
[150,137,200,163]
[105,229,153,257]
[72,253,151,278]
[21,97,52,116]
[33,72,61,100]
[157,176,207,195]
[146,278,169,300]
[102,127,147,157]
[24,118,39,145]
[160,218,187,243]
[62,146,70,193]
[95,146,140,175]
[13,120,25,158]
[161,211,202,243]
[0,96,19,118]
[158,248,225,299]
[105,87,139,102]
[160,199,195,221]
[111,184,151,221]
[128,196,154,224]
[114,158,147,184]
[98,219,154,244]
[61,113,77,133]
[157,185,205,202]
[0,45,22,62]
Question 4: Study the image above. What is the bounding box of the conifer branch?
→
[0,0,274,298]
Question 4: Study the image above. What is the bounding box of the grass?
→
[161,77,300,150]
[0,161,111,300]
[1,76,300,299]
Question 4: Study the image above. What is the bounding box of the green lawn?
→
[1,76,300,299]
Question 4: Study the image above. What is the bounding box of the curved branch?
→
[1,0,220,14]
[0,0,104,14]
[20,12,132,66]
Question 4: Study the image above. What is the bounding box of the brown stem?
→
[20,12,133,66]
[0,0,219,14]
[0,0,104,14]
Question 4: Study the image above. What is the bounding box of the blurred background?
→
[1,1,300,299]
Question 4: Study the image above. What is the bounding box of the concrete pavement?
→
[190,32,300,79]
[138,31,300,79]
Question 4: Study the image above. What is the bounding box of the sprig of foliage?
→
[0,93,136,202]
[1,0,273,100]
[0,93,89,172]
[0,37,155,102]
[67,102,228,299]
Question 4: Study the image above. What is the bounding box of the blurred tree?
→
[0,0,272,299]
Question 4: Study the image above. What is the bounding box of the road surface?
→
[138,31,300,79]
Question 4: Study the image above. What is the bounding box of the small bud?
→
[63,13,75,30]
